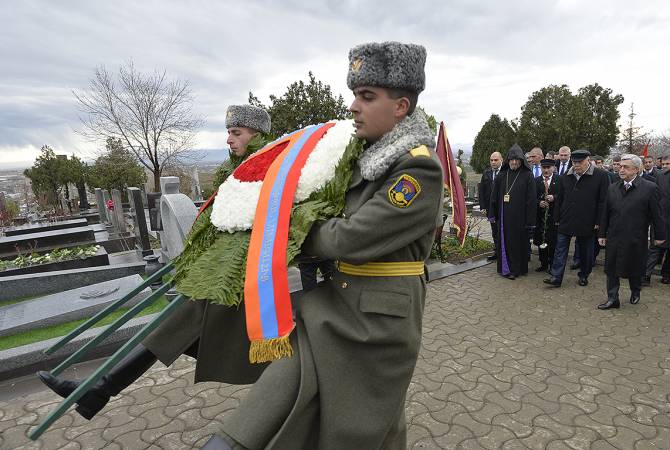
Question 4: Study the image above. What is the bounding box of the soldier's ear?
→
[394,97,410,119]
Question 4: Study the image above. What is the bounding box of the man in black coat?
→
[488,144,537,279]
[533,159,559,272]
[643,154,670,285]
[544,150,609,287]
[478,151,503,261]
[597,154,666,309]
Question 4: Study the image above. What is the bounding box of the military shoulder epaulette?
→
[410,145,430,158]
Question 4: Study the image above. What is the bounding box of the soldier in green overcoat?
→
[38,104,272,420]
[203,42,444,450]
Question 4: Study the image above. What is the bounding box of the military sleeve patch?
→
[388,174,421,208]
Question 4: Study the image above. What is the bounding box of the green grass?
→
[0,295,169,351]
[0,293,44,307]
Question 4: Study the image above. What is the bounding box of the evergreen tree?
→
[470,114,516,173]
[249,72,350,138]
[89,138,147,199]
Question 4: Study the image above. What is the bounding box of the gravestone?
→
[0,227,96,258]
[159,176,198,260]
[191,166,203,201]
[127,187,152,256]
[0,275,152,337]
[94,188,107,223]
[3,218,88,237]
[111,189,127,233]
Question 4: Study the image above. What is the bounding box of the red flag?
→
[435,122,467,246]
[641,141,650,157]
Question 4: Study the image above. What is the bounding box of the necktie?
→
[492,170,497,181]
[534,166,539,177]
[624,182,631,191]
[544,177,549,191]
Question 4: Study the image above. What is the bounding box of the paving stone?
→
[432,423,475,448]
[110,430,145,449]
[563,426,599,449]
[101,416,148,441]
[1,263,669,449]
[140,417,186,444]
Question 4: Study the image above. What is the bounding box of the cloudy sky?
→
[2,0,669,167]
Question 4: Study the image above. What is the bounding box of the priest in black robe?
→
[488,144,537,279]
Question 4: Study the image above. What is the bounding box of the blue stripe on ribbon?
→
[256,124,322,338]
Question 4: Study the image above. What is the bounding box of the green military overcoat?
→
[222,113,444,449]
[143,140,270,385]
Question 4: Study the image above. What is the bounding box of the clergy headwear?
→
[502,143,531,171]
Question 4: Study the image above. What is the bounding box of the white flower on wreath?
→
[210,120,354,233]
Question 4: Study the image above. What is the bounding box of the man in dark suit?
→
[597,154,666,309]
[533,159,559,272]
[555,145,572,176]
[642,156,658,180]
[544,150,609,287]
[479,151,503,261]
[643,154,670,285]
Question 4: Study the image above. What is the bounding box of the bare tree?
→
[74,62,204,191]
[617,103,649,155]
[653,131,670,157]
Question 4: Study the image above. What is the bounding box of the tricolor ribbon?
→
[244,122,336,363]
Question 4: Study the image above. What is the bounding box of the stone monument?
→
[190,166,203,201]
[111,189,127,233]
[158,176,198,260]
[127,187,152,256]
[94,188,107,223]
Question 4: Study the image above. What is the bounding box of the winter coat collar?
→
[357,109,435,181]
[566,162,595,177]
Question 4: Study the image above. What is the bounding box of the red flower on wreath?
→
[106,200,114,211]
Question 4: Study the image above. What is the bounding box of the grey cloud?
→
[1,0,669,164]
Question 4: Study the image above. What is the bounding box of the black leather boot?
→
[37,344,157,420]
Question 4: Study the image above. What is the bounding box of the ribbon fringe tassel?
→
[250,336,294,363]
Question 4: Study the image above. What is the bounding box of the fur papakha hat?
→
[347,41,426,93]
[225,105,271,134]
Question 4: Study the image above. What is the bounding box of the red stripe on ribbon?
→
[270,122,336,336]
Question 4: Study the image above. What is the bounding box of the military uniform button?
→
[341,282,348,289]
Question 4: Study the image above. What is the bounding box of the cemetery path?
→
[1,262,669,449]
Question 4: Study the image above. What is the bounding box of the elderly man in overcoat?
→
[534,158,559,272]
[202,42,443,450]
[544,150,609,287]
[597,154,666,309]
[643,154,670,285]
